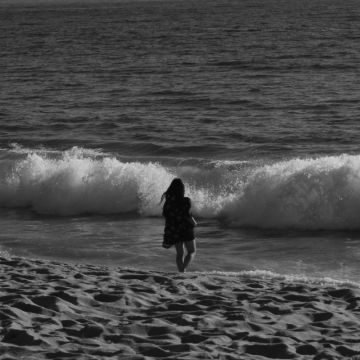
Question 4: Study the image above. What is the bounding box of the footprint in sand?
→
[2,329,43,346]
[94,293,121,302]
[244,343,295,359]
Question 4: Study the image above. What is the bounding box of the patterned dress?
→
[162,196,195,248]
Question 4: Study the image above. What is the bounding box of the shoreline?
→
[1,256,360,359]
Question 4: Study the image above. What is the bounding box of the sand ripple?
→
[1,257,360,359]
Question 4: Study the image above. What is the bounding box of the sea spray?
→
[0,148,174,215]
[2,147,360,230]
[221,155,360,229]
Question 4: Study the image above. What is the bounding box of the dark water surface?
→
[1,0,360,282]
[2,0,360,158]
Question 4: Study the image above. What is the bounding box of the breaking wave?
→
[1,146,360,230]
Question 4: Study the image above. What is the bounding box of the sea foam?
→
[1,147,360,230]
[0,147,173,216]
[203,269,360,289]
[220,155,360,229]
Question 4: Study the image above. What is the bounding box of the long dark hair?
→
[160,178,185,204]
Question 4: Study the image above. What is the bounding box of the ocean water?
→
[2,0,360,283]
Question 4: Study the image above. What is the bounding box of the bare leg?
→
[183,240,196,272]
[175,242,185,272]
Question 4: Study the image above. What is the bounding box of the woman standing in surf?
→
[161,178,196,272]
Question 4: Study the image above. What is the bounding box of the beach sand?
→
[1,256,360,359]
